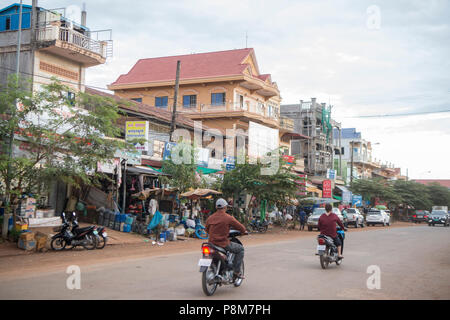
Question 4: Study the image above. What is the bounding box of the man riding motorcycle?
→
[205,198,247,280]
[318,203,347,259]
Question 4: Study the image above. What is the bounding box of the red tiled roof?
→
[85,87,204,130]
[110,48,255,86]
[414,179,450,188]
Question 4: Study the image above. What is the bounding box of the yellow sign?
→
[126,121,149,152]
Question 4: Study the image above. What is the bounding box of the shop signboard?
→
[352,195,363,206]
[115,149,141,165]
[327,169,336,180]
[342,190,353,204]
[282,155,295,165]
[295,174,307,196]
[322,179,332,198]
[163,142,177,160]
[224,156,236,171]
[196,148,210,167]
[125,121,149,152]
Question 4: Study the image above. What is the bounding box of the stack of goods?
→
[18,197,36,218]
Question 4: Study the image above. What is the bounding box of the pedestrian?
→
[342,207,348,228]
[299,208,307,230]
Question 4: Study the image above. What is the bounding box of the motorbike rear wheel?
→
[83,234,97,250]
[320,248,330,269]
[96,235,107,249]
[50,237,67,251]
[202,263,218,296]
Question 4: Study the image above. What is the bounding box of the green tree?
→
[221,151,299,224]
[0,75,132,224]
[159,142,201,193]
[426,183,450,208]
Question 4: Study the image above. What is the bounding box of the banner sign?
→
[352,195,363,206]
[295,174,307,196]
[327,169,336,180]
[322,179,332,198]
[126,121,149,152]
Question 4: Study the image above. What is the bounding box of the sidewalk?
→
[0,221,417,280]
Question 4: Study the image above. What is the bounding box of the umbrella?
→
[180,188,222,199]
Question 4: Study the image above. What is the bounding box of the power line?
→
[344,109,450,118]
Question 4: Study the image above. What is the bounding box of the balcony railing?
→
[36,26,112,58]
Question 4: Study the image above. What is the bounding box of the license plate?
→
[317,245,326,252]
[102,232,107,237]
[198,258,212,267]
[93,230,98,235]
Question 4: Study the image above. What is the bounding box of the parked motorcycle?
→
[248,218,269,233]
[51,212,98,251]
[315,227,345,269]
[94,226,108,249]
[198,230,246,296]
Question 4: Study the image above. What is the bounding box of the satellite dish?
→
[65,5,81,25]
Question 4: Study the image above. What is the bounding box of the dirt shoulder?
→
[0,222,417,280]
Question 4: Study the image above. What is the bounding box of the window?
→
[6,17,11,30]
[211,93,225,106]
[131,98,142,103]
[182,95,197,108]
[155,96,168,108]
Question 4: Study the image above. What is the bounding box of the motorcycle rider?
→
[318,203,347,259]
[205,198,247,280]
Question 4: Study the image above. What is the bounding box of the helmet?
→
[216,198,228,209]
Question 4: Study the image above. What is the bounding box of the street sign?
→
[163,142,177,160]
[352,195,363,206]
[322,179,332,198]
[327,169,336,180]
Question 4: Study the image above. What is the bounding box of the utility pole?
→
[169,60,181,142]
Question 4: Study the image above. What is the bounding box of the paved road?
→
[1,225,449,299]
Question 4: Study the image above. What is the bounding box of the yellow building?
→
[108,48,295,157]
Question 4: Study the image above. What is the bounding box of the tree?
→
[426,183,450,208]
[221,151,300,224]
[393,180,432,211]
[0,75,132,225]
[159,142,201,193]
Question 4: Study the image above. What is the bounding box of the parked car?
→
[411,210,430,224]
[307,207,343,231]
[428,210,450,227]
[366,209,390,226]
[344,208,365,228]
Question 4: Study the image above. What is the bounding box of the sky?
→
[3,0,449,179]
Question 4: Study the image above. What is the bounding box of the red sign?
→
[322,179,332,198]
[282,155,295,164]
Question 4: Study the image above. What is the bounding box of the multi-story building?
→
[281,98,341,177]
[108,48,296,160]
[333,128,403,183]
[0,2,112,214]
[0,2,112,93]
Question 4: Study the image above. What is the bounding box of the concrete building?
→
[0,2,112,92]
[333,128,402,183]
[108,48,298,160]
[281,99,341,177]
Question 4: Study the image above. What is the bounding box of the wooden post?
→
[169,60,181,142]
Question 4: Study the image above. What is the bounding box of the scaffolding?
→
[281,98,341,177]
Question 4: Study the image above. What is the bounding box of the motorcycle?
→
[316,227,345,269]
[248,218,269,233]
[51,212,98,251]
[198,230,246,296]
[94,226,108,249]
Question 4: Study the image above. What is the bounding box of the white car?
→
[307,207,344,231]
[366,209,390,226]
[344,208,365,228]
